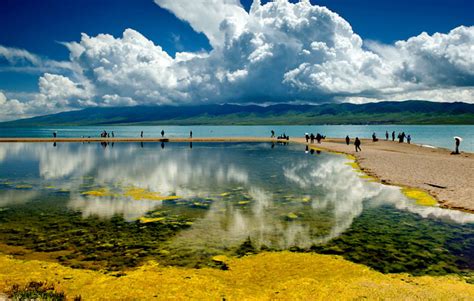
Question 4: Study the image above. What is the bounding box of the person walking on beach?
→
[385,131,389,140]
[305,133,309,143]
[345,135,350,145]
[190,130,193,138]
[310,133,315,144]
[161,130,165,138]
[354,137,361,152]
[140,131,143,138]
[392,131,395,141]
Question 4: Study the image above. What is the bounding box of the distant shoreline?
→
[1,136,473,213]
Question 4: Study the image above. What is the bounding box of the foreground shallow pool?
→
[0,142,472,275]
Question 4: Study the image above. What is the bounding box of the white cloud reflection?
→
[0,142,472,253]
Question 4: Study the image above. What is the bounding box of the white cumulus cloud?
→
[0,0,473,121]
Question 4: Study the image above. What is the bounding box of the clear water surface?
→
[0,125,473,152]
[0,142,472,275]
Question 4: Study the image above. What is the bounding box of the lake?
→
[0,125,473,152]
[0,142,472,275]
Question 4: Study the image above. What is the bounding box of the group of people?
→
[345,136,362,152]
[367,131,412,144]
[380,131,412,144]
[343,130,413,152]
[304,133,326,144]
[100,130,114,138]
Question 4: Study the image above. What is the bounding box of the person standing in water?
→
[161,130,164,138]
[385,131,389,140]
[53,131,57,138]
[190,130,193,138]
[453,137,462,154]
[140,131,143,138]
[354,137,361,152]
[271,130,275,138]
[345,135,350,145]
[407,134,411,144]
[392,131,395,141]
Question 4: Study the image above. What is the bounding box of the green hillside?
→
[1,101,473,126]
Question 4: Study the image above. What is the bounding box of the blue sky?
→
[0,0,473,120]
[2,0,472,60]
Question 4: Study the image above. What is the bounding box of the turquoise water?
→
[0,142,473,274]
[0,125,473,152]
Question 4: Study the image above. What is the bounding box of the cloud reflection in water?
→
[0,142,472,253]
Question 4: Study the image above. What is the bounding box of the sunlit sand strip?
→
[0,137,278,143]
[292,137,474,213]
[0,252,473,300]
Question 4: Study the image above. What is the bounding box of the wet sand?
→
[1,136,473,212]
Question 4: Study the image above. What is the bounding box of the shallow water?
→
[1,124,473,152]
[0,142,472,274]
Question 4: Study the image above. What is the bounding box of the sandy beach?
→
[0,136,473,212]
[294,138,474,213]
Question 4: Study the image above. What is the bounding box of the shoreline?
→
[0,136,473,213]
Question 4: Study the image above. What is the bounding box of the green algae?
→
[310,206,474,276]
[0,197,196,271]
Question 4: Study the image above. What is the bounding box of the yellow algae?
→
[402,188,438,206]
[345,160,365,173]
[159,249,170,256]
[0,253,473,300]
[237,201,250,205]
[124,187,180,201]
[81,188,113,197]
[346,154,356,161]
[220,192,231,197]
[44,185,56,189]
[211,255,229,263]
[138,217,166,224]
[14,184,33,189]
[287,212,298,219]
[301,197,311,203]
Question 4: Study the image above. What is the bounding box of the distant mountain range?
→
[1,101,473,126]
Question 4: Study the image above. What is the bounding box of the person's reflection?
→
[161,142,165,149]
[310,148,314,155]
[316,150,321,155]
[140,142,144,148]
[101,142,108,149]
[271,143,275,149]
[305,145,309,153]
[189,142,193,149]
[53,142,57,147]
[111,142,114,148]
